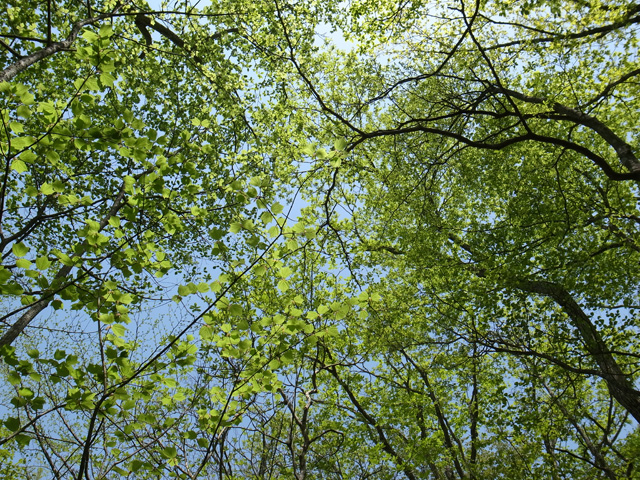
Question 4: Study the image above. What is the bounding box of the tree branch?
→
[324,358,418,480]
[0,10,118,83]
[484,4,640,51]
[0,181,128,348]
[491,85,640,174]
[515,279,640,423]
[354,123,640,181]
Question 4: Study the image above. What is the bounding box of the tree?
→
[0,0,318,476]
[1,0,640,478]
[264,0,640,476]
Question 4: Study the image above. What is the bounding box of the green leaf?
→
[54,251,73,266]
[99,24,113,38]
[10,159,27,173]
[129,460,144,473]
[85,77,99,91]
[0,283,24,295]
[52,180,65,193]
[15,434,32,447]
[237,319,249,330]
[16,105,31,118]
[197,438,208,448]
[100,72,116,87]
[261,211,273,224]
[268,225,280,238]
[20,151,37,163]
[7,371,20,386]
[19,91,35,105]
[12,242,29,257]
[269,359,280,370]
[41,183,55,195]
[111,324,126,336]
[9,121,24,133]
[4,417,20,432]
[18,387,33,398]
[279,266,293,278]
[161,446,178,459]
[334,138,348,150]
[16,258,31,269]
[301,144,315,155]
[10,136,34,149]
[35,256,51,270]
[117,293,133,304]
[200,325,212,341]
[82,30,99,43]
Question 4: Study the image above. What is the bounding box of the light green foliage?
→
[1,0,640,478]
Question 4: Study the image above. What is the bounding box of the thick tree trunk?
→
[516,279,640,424]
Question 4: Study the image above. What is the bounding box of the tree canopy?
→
[1,0,640,478]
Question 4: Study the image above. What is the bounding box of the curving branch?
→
[0,10,118,83]
[401,349,468,478]
[134,13,238,61]
[0,181,127,348]
[515,279,640,424]
[540,379,619,480]
[323,356,419,480]
[352,122,640,181]
[483,3,640,51]
[491,85,640,174]
[442,233,640,423]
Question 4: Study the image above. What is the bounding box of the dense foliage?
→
[1,0,640,478]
